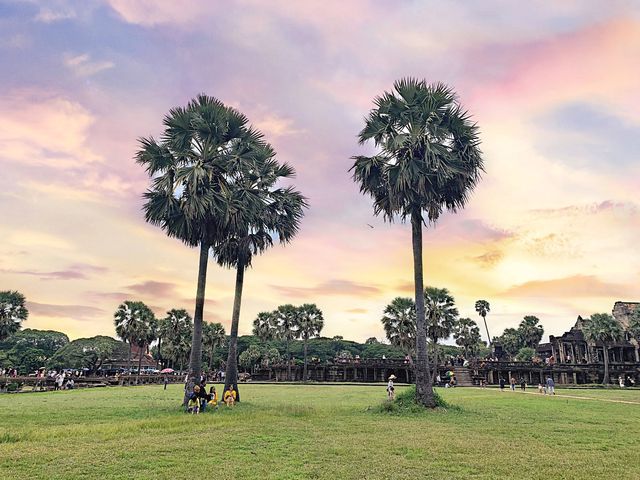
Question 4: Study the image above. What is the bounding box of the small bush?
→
[376,386,460,414]
[6,382,20,392]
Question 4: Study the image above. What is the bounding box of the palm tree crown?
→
[424,287,458,343]
[381,297,416,355]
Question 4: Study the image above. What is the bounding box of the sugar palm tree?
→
[583,313,623,385]
[253,311,276,342]
[453,317,482,357]
[136,94,258,396]
[0,291,28,341]
[351,79,483,407]
[216,150,307,397]
[114,301,143,372]
[297,304,324,381]
[518,316,544,349]
[272,304,300,381]
[475,300,491,346]
[160,309,193,370]
[202,321,226,371]
[129,303,157,382]
[381,297,416,356]
[424,287,458,374]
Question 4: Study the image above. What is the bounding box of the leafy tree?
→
[351,79,483,407]
[495,327,522,357]
[272,304,300,381]
[381,297,416,355]
[297,304,324,381]
[583,313,623,385]
[261,347,281,380]
[48,336,121,372]
[365,337,379,345]
[518,316,544,349]
[137,94,257,393]
[0,329,68,358]
[628,307,640,346]
[238,344,262,373]
[515,347,535,362]
[202,321,226,371]
[0,291,29,340]
[475,300,491,346]
[453,318,482,357]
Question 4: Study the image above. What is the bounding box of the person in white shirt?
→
[387,375,396,400]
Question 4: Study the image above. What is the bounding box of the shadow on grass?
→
[373,386,463,415]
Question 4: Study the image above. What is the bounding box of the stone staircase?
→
[453,367,473,386]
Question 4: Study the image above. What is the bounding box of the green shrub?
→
[376,386,460,414]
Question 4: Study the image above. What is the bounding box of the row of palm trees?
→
[252,303,324,381]
[113,301,225,376]
[136,95,307,400]
[382,289,485,366]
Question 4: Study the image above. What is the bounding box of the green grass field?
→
[1,384,639,479]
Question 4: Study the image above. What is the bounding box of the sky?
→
[1,0,639,344]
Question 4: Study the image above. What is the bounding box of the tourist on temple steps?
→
[546,376,555,395]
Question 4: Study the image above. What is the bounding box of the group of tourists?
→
[497,376,556,394]
[185,377,238,414]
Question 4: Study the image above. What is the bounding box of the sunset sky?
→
[1,0,639,344]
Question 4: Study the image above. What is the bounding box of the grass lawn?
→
[1,384,639,479]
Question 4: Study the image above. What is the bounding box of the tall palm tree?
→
[381,297,416,356]
[297,304,324,381]
[202,321,226,371]
[272,304,300,381]
[114,301,143,372]
[0,291,28,341]
[216,149,307,397]
[424,287,458,374]
[129,303,157,382]
[160,309,193,370]
[475,300,491,347]
[351,79,483,407]
[453,317,482,357]
[253,311,276,341]
[518,316,544,349]
[136,94,256,396]
[583,313,623,385]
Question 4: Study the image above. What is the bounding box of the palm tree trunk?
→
[286,339,292,381]
[303,338,309,382]
[157,337,162,369]
[224,258,245,402]
[411,210,435,408]
[137,343,144,384]
[184,240,209,405]
[603,347,610,385]
[482,314,491,346]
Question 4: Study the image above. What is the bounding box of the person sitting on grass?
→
[187,385,201,414]
[198,380,209,412]
[208,386,218,409]
[223,385,237,407]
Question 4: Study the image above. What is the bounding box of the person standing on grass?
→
[510,377,516,391]
[520,378,526,391]
[499,377,506,391]
[163,376,169,390]
[387,375,396,400]
[546,376,555,395]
